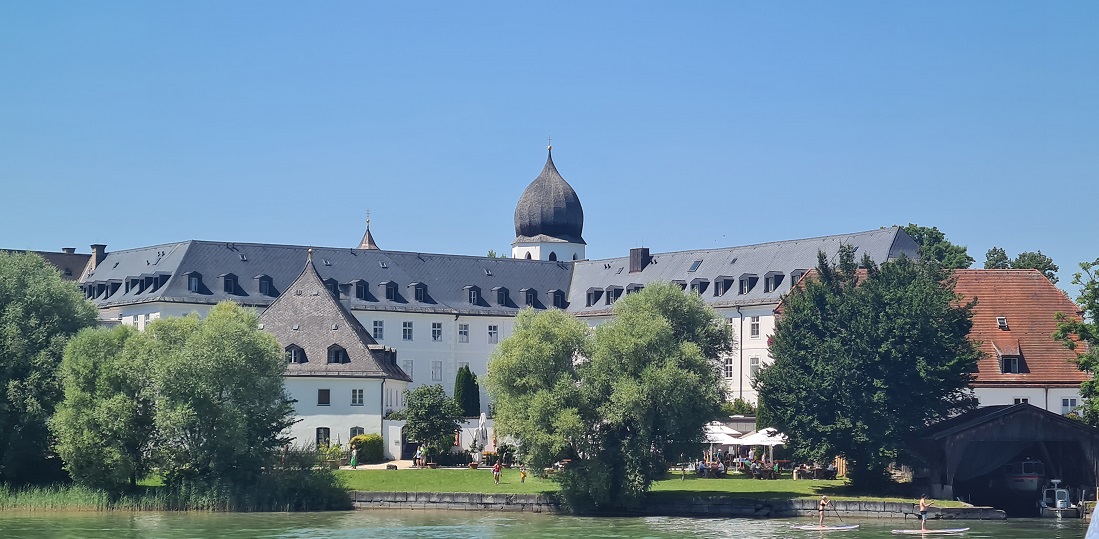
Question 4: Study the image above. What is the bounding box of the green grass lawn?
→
[335,468,964,506]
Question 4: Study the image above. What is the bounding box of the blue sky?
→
[2,2,1096,294]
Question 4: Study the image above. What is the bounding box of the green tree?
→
[984,247,1059,283]
[755,247,980,488]
[1055,259,1099,425]
[984,247,1010,269]
[402,384,463,463]
[487,283,729,510]
[0,251,97,483]
[151,302,296,486]
[900,224,974,269]
[453,364,481,417]
[51,325,155,491]
[720,398,757,417]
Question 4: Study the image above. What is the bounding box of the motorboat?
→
[1039,479,1081,518]
[994,458,1046,496]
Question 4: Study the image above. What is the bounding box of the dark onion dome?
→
[514,148,585,244]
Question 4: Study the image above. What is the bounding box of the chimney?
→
[629,247,650,273]
[90,244,107,270]
[61,247,76,254]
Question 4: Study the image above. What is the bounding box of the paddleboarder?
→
[918,495,934,531]
[818,495,830,527]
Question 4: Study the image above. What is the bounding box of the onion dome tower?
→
[512,146,586,261]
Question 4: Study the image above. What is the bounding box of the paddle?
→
[831,504,846,524]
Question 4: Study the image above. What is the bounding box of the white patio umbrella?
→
[704,427,741,461]
[738,427,788,463]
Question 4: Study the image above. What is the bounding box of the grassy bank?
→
[335,468,965,507]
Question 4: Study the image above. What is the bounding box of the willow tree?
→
[487,282,729,510]
[755,247,979,488]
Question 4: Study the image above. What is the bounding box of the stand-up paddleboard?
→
[890,528,970,535]
[790,524,860,531]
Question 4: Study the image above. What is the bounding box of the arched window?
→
[286,345,306,364]
[327,344,349,364]
[525,252,531,260]
[573,254,578,260]
[350,426,365,438]
[548,252,557,261]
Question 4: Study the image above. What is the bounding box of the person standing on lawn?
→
[492,461,502,485]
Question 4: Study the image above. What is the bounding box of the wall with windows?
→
[974,387,1083,415]
[284,377,403,448]
[511,242,585,262]
[348,310,514,414]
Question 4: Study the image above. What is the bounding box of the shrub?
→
[351,434,385,464]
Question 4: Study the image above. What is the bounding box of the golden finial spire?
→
[547,135,552,152]
[366,209,371,230]
[307,247,314,260]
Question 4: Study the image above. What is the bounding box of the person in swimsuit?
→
[918,495,934,531]
[818,495,830,527]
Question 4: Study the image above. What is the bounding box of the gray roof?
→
[513,149,585,245]
[258,253,411,381]
[566,227,920,316]
[79,227,918,320]
[82,241,576,314]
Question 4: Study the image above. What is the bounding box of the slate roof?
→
[952,269,1088,388]
[82,240,575,315]
[513,148,585,245]
[2,249,91,281]
[567,227,919,316]
[258,252,410,381]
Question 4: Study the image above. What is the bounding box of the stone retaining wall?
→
[350,491,1005,520]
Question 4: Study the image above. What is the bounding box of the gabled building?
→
[258,249,411,449]
[952,269,1088,414]
[1,246,96,281]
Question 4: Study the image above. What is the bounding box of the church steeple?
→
[357,211,380,250]
[512,146,586,261]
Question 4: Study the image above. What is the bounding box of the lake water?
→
[0,510,1087,538]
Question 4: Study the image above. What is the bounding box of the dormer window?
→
[1002,356,1020,374]
[586,287,603,307]
[549,289,566,309]
[184,272,201,293]
[256,275,274,296]
[327,345,349,364]
[522,288,537,307]
[605,286,624,305]
[324,278,339,298]
[738,273,758,295]
[690,279,709,295]
[672,280,687,291]
[410,283,427,302]
[713,276,733,296]
[626,284,644,295]
[286,345,306,364]
[221,273,238,294]
[380,281,397,301]
[493,287,509,306]
[354,280,369,300]
[465,285,480,305]
[790,270,807,288]
[764,272,784,293]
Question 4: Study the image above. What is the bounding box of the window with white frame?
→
[351,388,363,406]
[373,320,384,340]
[723,356,734,379]
[431,360,443,381]
[1014,397,1029,405]
[350,426,364,438]
[749,356,760,378]
[1063,398,1078,415]
[1002,356,1020,374]
[750,316,760,338]
[402,321,413,341]
[458,323,469,343]
[432,322,442,342]
[488,325,499,344]
[402,360,413,377]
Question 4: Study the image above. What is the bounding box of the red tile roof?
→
[952,269,1088,388]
